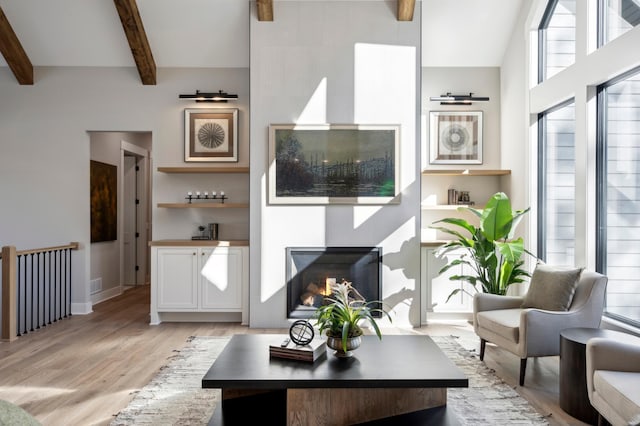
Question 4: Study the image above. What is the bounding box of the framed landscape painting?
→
[429,111,483,164]
[268,124,401,205]
[185,108,238,162]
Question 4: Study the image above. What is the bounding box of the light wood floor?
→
[0,285,588,426]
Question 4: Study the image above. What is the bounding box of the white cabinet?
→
[151,245,248,324]
[200,247,243,310]
[421,247,474,323]
[157,247,198,309]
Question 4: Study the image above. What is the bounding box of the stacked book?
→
[269,338,327,362]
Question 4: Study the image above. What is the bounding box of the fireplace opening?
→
[286,247,382,319]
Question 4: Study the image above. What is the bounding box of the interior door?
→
[123,155,137,285]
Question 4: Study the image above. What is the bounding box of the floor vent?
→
[90,278,102,295]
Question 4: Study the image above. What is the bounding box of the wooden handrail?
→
[16,242,79,256]
[1,242,79,342]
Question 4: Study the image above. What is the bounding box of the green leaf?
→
[496,239,524,263]
[481,192,515,241]
[431,217,476,235]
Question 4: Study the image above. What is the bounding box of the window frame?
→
[538,0,560,83]
[596,65,640,328]
[537,98,576,263]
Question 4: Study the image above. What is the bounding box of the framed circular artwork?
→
[429,111,483,164]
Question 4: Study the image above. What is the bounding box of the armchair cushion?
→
[593,370,640,425]
[521,264,583,311]
[475,309,521,343]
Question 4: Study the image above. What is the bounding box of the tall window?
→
[599,0,640,46]
[539,0,576,82]
[597,67,640,326]
[538,101,576,266]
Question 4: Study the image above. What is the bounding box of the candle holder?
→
[185,193,228,204]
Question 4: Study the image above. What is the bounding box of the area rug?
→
[110,335,549,425]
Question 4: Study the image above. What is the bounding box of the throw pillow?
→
[521,264,583,311]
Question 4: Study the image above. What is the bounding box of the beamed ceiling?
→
[0,0,523,86]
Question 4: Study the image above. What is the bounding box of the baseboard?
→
[422,312,473,325]
[156,311,242,323]
[71,302,93,315]
[91,286,123,306]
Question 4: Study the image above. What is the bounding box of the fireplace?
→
[285,246,382,319]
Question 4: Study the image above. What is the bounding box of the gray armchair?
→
[586,337,640,426]
[473,270,607,386]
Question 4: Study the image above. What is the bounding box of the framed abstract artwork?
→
[268,124,401,205]
[184,108,238,162]
[429,111,483,164]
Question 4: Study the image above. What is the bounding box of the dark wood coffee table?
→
[202,334,468,425]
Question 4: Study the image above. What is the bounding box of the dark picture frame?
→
[268,124,401,205]
[185,108,238,162]
[429,111,483,164]
[90,160,117,243]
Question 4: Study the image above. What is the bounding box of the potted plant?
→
[429,192,534,300]
[312,280,391,357]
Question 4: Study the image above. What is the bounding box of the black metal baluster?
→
[58,249,62,321]
[47,250,52,325]
[63,249,67,318]
[17,255,22,336]
[35,252,40,329]
[54,250,59,323]
[30,253,34,332]
[67,248,72,317]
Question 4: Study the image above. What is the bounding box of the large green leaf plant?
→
[430,192,533,300]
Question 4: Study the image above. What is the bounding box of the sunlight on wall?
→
[201,252,228,290]
[297,78,327,124]
[353,42,416,228]
[353,205,383,228]
[354,43,416,124]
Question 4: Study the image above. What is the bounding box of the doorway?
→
[122,141,150,287]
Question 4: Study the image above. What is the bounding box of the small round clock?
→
[289,319,315,345]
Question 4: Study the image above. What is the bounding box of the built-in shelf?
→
[421,204,478,210]
[421,169,511,176]
[420,240,448,247]
[150,240,249,247]
[157,203,250,209]
[157,167,250,174]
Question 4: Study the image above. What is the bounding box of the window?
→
[538,101,576,266]
[538,0,576,82]
[597,67,640,327]
[599,0,640,46]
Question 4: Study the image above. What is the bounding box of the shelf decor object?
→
[268,124,401,205]
[184,108,238,163]
[429,111,483,165]
[185,192,227,204]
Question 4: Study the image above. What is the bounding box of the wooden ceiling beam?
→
[398,0,416,21]
[113,0,156,85]
[257,0,274,21]
[0,7,33,85]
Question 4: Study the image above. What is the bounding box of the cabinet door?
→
[200,247,243,310]
[426,248,474,313]
[156,248,198,310]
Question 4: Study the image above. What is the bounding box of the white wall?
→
[89,131,150,300]
[249,1,422,328]
[0,66,249,313]
[421,67,501,170]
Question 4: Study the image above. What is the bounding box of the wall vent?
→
[90,278,102,295]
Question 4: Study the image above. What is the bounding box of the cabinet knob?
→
[193,252,196,256]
